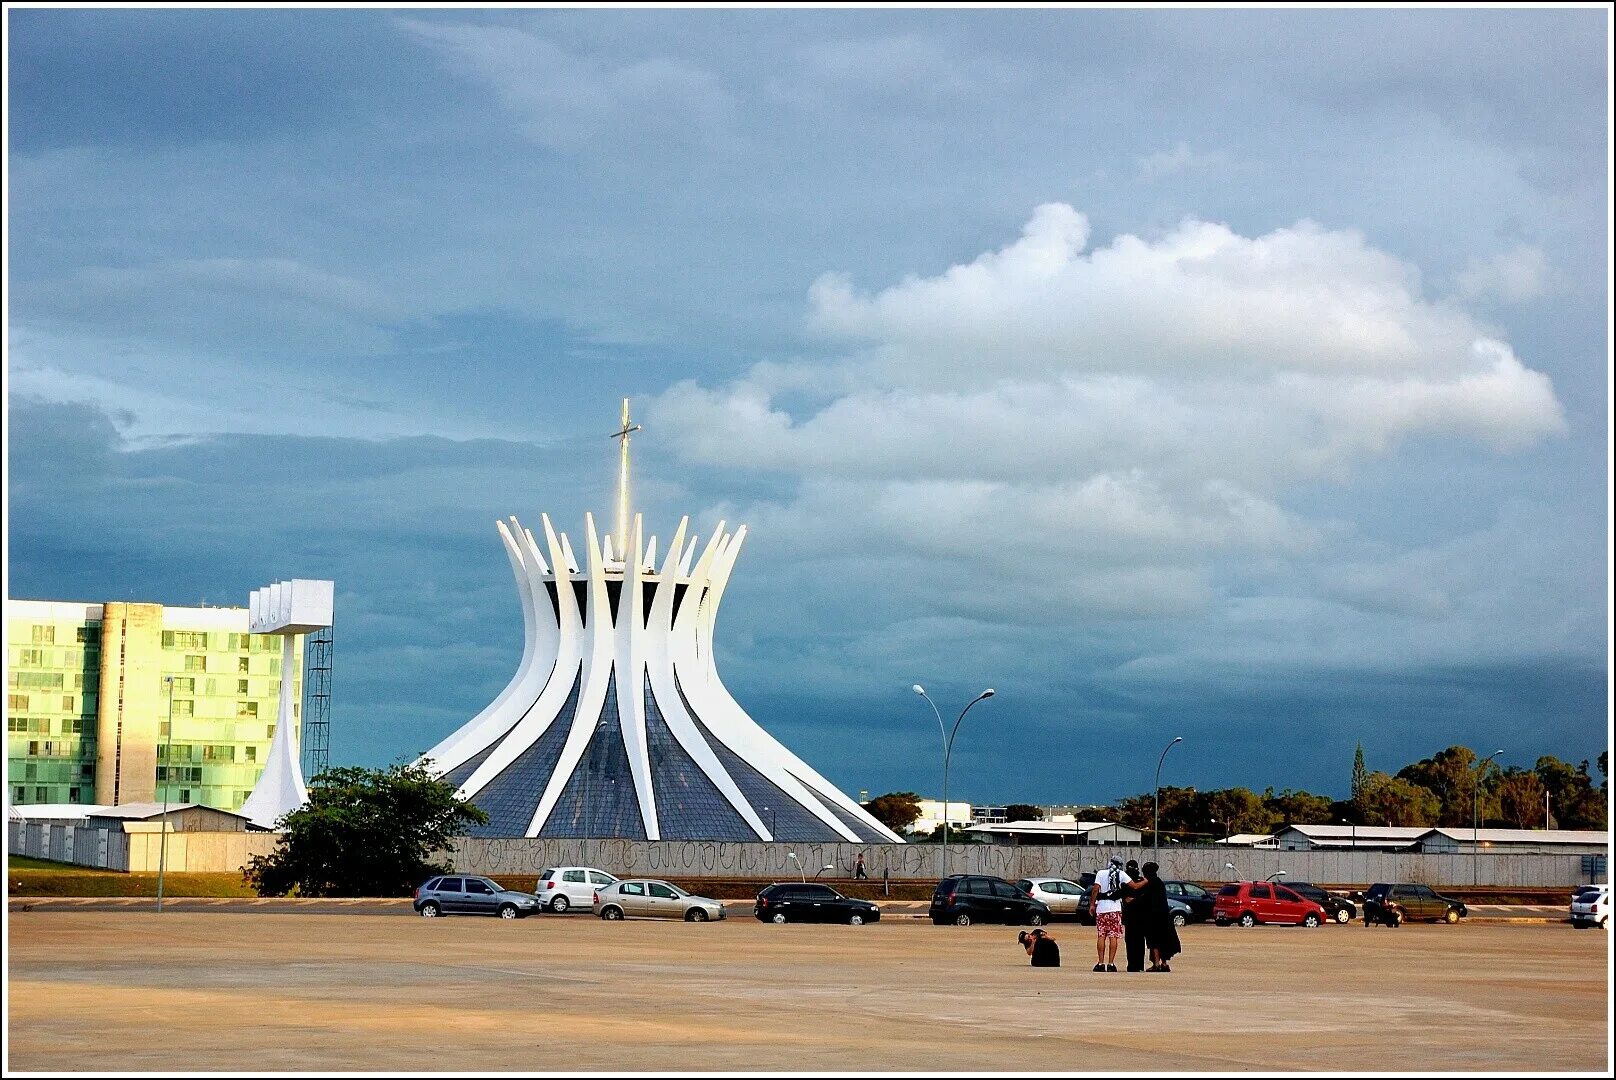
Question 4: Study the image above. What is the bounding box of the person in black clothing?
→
[1019,928,1061,967]
[1119,858,1148,972]
[1138,861,1182,972]
[854,853,868,879]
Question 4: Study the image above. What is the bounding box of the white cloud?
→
[1455,245,1550,303]
[651,203,1566,647]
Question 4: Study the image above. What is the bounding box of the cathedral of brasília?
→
[418,403,902,843]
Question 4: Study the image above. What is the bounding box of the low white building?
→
[909,799,973,836]
[1272,824,1429,851]
[1214,833,1278,848]
[961,819,1144,846]
[1415,827,1609,855]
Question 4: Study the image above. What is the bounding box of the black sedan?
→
[1282,881,1358,923]
[755,882,881,924]
[1164,880,1218,922]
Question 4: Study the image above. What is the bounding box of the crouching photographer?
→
[1018,927,1060,967]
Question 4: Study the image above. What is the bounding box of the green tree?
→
[1263,787,1335,825]
[862,791,923,833]
[1534,756,1607,830]
[1358,771,1439,827]
[1113,785,1202,840]
[908,823,985,844]
[1003,803,1044,822]
[1397,746,1500,827]
[1351,743,1368,808]
[1203,787,1273,838]
[244,761,489,897]
[1495,768,1548,830]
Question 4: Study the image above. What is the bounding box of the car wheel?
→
[419,901,441,918]
[550,895,570,914]
[849,914,865,926]
[686,908,710,922]
[1303,913,1321,928]
[1334,908,1350,924]
[1172,911,1187,928]
[1444,908,1460,924]
[600,906,624,921]
[1026,912,1047,927]
[499,904,519,920]
[954,912,973,927]
[771,912,788,924]
[1238,912,1257,928]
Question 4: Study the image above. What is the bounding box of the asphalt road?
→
[6,910,1607,1071]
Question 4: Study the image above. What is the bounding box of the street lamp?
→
[912,685,995,879]
[814,863,836,880]
[1339,816,1357,850]
[1153,736,1184,862]
[156,675,177,913]
[1474,749,1503,885]
[786,852,804,883]
[763,805,777,837]
[1224,861,1237,881]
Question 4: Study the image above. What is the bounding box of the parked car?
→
[535,866,619,913]
[1166,896,1194,927]
[1164,880,1217,922]
[592,878,727,922]
[1212,880,1327,927]
[1016,877,1087,918]
[755,883,880,924]
[1569,884,1608,929]
[1364,882,1467,924]
[1072,871,1099,924]
[413,874,543,919]
[1281,881,1357,924]
[930,874,1051,926]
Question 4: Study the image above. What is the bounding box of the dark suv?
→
[930,874,1051,926]
[1364,882,1467,924]
[1282,881,1357,924]
[755,883,881,924]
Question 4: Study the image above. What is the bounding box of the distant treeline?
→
[865,745,1608,839]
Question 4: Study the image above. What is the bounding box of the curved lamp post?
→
[912,685,995,879]
[1153,736,1184,862]
[1473,749,1503,885]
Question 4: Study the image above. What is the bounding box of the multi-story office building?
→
[6,600,301,811]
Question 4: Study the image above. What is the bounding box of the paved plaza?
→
[5,912,1608,1072]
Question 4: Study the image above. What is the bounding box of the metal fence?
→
[8,821,129,870]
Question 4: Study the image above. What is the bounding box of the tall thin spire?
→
[611,397,641,563]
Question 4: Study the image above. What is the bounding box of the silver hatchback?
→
[592,878,728,922]
[413,874,543,919]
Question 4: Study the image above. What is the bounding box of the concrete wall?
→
[447,837,1610,888]
[8,820,273,872]
[9,821,129,870]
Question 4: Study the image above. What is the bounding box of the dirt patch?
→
[5,912,1607,1071]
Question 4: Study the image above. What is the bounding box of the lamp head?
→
[980,688,995,699]
[1171,736,1184,745]
[912,684,926,695]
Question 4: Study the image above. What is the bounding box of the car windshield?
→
[665,882,690,898]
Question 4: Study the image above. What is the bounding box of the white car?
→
[535,866,618,913]
[1569,884,1608,928]
[1015,877,1086,917]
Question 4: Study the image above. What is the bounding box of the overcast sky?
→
[6,7,1610,805]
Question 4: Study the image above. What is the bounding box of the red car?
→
[1213,881,1327,927]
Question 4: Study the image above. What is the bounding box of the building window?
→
[170,677,195,694]
[7,694,26,712]
[172,699,194,717]
[170,631,208,650]
[237,679,250,695]
[76,626,100,645]
[62,695,75,712]
[12,786,23,802]
[184,655,206,672]
[244,745,257,762]
[31,625,56,644]
[34,786,48,801]
[69,787,81,802]
[17,648,45,667]
[238,701,258,719]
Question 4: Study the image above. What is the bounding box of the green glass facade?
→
[6,601,301,811]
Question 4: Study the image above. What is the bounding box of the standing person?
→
[1088,856,1130,972]
[854,853,868,880]
[1138,861,1182,972]
[1019,928,1061,967]
[1119,858,1148,972]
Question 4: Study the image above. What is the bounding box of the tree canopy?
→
[244,761,489,897]
[862,791,923,833]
